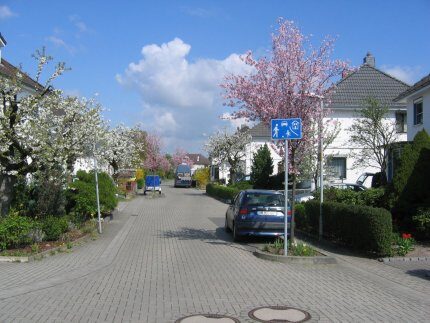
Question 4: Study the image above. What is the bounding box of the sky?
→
[1,0,430,154]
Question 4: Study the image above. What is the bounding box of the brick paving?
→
[0,183,429,322]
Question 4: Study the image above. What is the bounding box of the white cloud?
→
[46,35,76,54]
[183,7,213,18]
[69,15,88,33]
[117,38,253,153]
[381,65,423,85]
[0,5,15,19]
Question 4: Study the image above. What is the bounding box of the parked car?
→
[225,189,291,241]
[294,191,314,203]
[174,164,192,188]
[329,183,366,192]
[144,175,162,195]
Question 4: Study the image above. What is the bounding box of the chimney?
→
[197,155,200,162]
[363,52,375,67]
[0,33,6,63]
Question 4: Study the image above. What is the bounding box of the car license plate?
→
[260,211,275,215]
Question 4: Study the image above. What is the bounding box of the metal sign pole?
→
[284,139,288,256]
[94,143,102,234]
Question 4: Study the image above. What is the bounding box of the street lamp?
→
[306,93,324,240]
[93,142,102,234]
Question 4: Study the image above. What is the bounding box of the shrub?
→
[136,178,145,189]
[206,183,240,201]
[228,181,253,190]
[412,208,430,239]
[299,201,392,256]
[68,170,118,217]
[42,216,69,241]
[0,212,34,250]
[317,187,386,209]
[194,167,210,189]
[391,130,430,224]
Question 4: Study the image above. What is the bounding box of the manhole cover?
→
[249,306,311,322]
[175,314,240,323]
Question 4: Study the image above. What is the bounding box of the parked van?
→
[174,164,192,188]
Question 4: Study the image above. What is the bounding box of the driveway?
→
[0,183,429,322]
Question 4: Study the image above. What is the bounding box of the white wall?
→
[406,86,430,141]
[326,108,407,186]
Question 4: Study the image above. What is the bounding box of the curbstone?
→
[253,249,337,264]
[379,256,430,263]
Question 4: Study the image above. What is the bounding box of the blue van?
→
[144,175,162,195]
[174,164,192,188]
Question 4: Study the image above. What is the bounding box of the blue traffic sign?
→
[271,118,302,140]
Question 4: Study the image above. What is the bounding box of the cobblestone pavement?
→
[0,183,429,322]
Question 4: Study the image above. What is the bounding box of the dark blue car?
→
[225,189,291,241]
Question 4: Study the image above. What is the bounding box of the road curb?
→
[253,249,337,264]
[379,256,430,263]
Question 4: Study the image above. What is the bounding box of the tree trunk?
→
[0,174,17,216]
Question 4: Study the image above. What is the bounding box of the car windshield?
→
[243,193,284,207]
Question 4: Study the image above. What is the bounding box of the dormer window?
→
[413,98,423,125]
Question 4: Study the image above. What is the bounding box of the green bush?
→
[391,130,430,225]
[412,208,430,239]
[317,187,386,208]
[41,216,69,241]
[228,181,253,190]
[68,170,118,217]
[0,212,34,250]
[206,183,241,201]
[299,201,392,256]
[136,178,144,189]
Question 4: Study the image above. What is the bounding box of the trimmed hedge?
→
[206,183,240,201]
[298,201,392,256]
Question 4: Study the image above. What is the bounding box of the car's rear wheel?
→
[233,223,241,242]
[225,216,231,232]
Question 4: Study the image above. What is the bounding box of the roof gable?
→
[0,58,44,92]
[187,153,210,165]
[395,73,430,101]
[330,64,409,108]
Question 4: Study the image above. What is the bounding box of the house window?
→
[395,111,407,133]
[327,156,347,179]
[413,98,423,125]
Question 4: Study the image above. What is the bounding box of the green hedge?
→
[298,201,392,256]
[206,183,241,201]
[0,213,34,250]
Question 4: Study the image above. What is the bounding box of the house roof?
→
[248,122,271,138]
[0,33,6,46]
[330,64,409,109]
[0,58,44,92]
[395,73,430,101]
[187,153,210,166]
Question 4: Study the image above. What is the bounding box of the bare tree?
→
[348,98,399,182]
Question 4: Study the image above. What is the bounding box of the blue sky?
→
[1,0,429,153]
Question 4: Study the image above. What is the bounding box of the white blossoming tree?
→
[205,127,251,184]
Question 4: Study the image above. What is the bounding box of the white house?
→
[324,52,408,186]
[186,153,210,175]
[215,53,409,187]
[395,73,430,141]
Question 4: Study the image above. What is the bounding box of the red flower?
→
[402,233,412,239]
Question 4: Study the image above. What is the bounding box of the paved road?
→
[0,183,429,322]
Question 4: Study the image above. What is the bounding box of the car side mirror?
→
[227,199,233,205]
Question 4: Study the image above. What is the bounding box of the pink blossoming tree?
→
[221,19,348,240]
[172,148,194,168]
